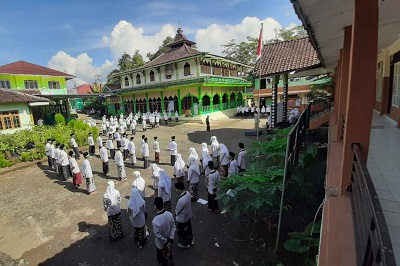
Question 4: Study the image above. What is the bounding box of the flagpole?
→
[257,23,263,141]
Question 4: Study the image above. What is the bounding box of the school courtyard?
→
[0,116,270,266]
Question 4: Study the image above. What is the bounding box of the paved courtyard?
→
[0,117,269,266]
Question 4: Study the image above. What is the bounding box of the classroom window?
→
[136,74,141,85]
[0,111,21,130]
[24,80,38,89]
[0,80,11,89]
[48,81,60,89]
[150,70,155,82]
[184,62,191,76]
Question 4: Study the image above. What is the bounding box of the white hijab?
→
[210,136,219,146]
[202,151,212,168]
[188,147,199,162]
[151,163,161,177]
[189,156,200,175]
[219,143,229,155]
[174,154,185,171]
[201,142,209,153]
[132,171,146,192]
[127,187,145,217]
[158,169,171,195]
[103,181,120,205]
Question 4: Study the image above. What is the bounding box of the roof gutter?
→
[290,0,326,68]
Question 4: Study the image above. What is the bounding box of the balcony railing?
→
[310,100,331,119]
[276,103,311,250]
[200,65,211,74]
[350,143,395,266]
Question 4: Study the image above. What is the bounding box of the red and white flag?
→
[256,23,263,61]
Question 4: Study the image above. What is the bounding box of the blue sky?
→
[0,0,300,84]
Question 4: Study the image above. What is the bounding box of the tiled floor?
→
[367,111,400,265]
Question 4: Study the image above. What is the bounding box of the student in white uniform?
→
[219,143,230,177]
[114,147,127,181]
[143,137,150,169]
[70,133,80,160]
[96,133,103,152]
[100,144,110,176]
[128,137,136,166]
[45,138,52,168]
[237,142,248,173]
[106,134,115,158]
[169,136,178,166]
[88,133,95,155]
[153,136,160,163]
[82,152,96,195]
[175,182,194,249]
[227,152,239,177]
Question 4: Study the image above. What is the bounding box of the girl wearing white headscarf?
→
[219,143,230,177]
[127,187,147,249]
[151,164,161,195]
[187,147,199,164]
[103,181,123,240]
[188,156,201,201]
[174,154,186,187]
[200,142,209,174]
[158,169,172,211]
[202,150,212,190]
[132,171,146,199]
[210,136,220,168]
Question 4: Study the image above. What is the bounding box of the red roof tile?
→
[144,44,202,68]
[254,38,320,76]
[0,89,50,104]
[0,61,75,79]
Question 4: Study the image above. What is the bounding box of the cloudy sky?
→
[0,0,300,86]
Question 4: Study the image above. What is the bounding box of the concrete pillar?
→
[333,51,342,124]
[219,94,223,110]
[336,27,352,141]
[282,73,289,122]
[271,75,279,127]
[340,0,378,192]
[160,91,165,112]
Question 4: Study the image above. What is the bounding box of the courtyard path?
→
[0,117,268,266]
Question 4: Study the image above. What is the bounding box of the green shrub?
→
[0,153,13,168]
[20,151,31,162]
[67,119,76,128]
[54,113,66,125]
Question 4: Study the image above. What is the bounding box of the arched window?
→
[136,74,141,85]
[124,76,129,86]
[150,70,155,82]
[184,62,190,76]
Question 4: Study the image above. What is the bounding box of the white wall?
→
[121,75,132,88]
[145,68,160,84]
[177,59,197,79]
[0,103,32,134]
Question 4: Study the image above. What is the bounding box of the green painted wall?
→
[0,74,68,94]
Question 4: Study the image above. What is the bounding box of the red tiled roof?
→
[0,89,50,104]
[254,38,320,76]
[167,28,196,48]
[0,61,75,79]
[76,84,93,94]
[144,44,202,68]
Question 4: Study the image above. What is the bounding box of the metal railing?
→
[350,144,395,266]
[213,104,220,111]
[310,100,331,120]
[202,105,211,113]
[276,103,311,251]
[340,115,346,140]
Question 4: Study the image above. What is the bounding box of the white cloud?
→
[102,20,176,60]
[195,17,282,55]
[47,51,114,87]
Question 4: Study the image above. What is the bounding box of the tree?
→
[147,36,173,61]
[269,25,308,43]
[221,36,259,66]
[107,69,121,85]
[131,50,145,69]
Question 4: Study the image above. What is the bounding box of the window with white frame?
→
[48,81,60,89]
[24,80,38,89]
[0,80,11,89]
[124,76,129,86]
[376,62,383,102]
[0,111,21,130]
[392,62,400,107]
[165,64,173,79]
